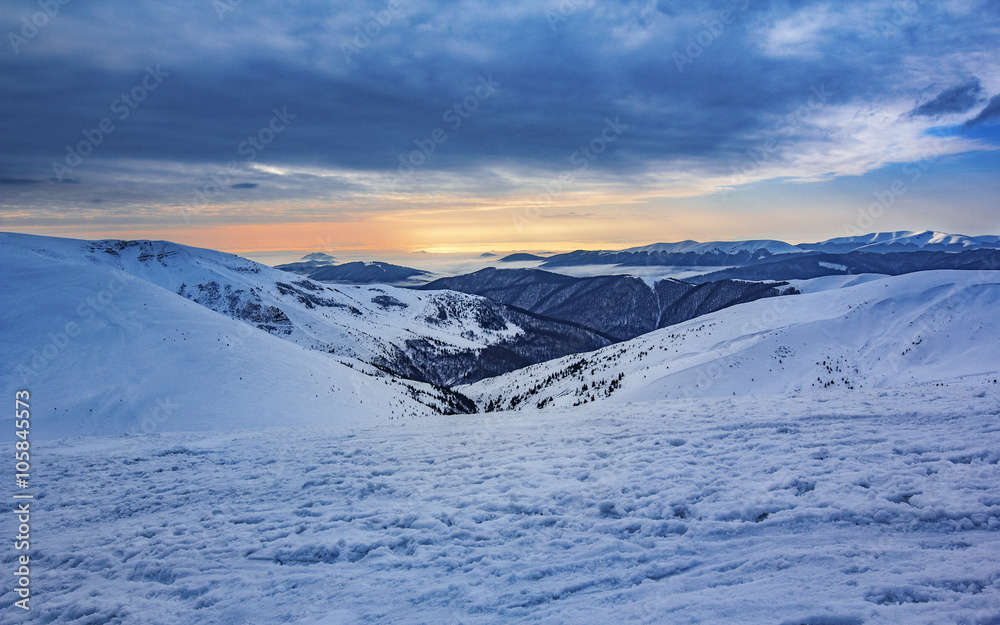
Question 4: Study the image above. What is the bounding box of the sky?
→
[1,0,999,255]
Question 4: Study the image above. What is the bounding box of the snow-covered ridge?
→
[539,231,1000,270]
[0,232,565,386]
[802,230,1000,254]
[461,270,1000,410]
[624,230,1000,255]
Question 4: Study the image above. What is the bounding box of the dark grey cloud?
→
[965,94,1000,128]
[0,177,42,185]
[231,183,258,189]
[912,79,983,117]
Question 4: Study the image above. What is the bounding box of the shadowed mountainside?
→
[420,268,796,341]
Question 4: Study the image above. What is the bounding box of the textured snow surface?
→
[8,386,1000,624]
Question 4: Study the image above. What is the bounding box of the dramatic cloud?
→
[1,0,998,245]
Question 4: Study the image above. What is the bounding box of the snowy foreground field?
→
[17,384,1000,624]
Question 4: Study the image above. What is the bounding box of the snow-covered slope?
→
[462,271,1000,410]
[0,242,473,438]
[0,233,606,386]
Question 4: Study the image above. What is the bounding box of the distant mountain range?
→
[538,231,1000,268]
[623,239,805,255]
[273,231,1000,286]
